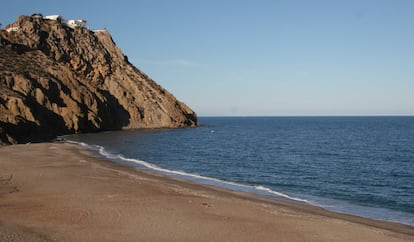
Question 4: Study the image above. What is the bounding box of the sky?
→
[1,1,413,116]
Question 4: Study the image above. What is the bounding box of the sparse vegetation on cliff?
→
[0,15,197,144]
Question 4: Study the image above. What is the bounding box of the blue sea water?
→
[66,116,414,226]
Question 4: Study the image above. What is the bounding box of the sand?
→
[0,143,413,241]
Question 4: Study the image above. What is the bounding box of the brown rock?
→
[0,15,197,144]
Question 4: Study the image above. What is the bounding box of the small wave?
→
[65,139,310,205]
[118,156,311,204]
[64,139,414,227]
[255,186,309,203]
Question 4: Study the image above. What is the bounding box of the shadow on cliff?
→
[0,91,131,144]
[0,111,64,144]
[96,90,131,131]
[0,120,48,144]
[23,97,69,142]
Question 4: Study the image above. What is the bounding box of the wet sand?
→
[0,142,413,241]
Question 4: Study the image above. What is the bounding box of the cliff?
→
[0,15,197,145]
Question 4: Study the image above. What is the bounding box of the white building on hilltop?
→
[44,15,62,21]
[43,15,87,29]
[63,19,87,29]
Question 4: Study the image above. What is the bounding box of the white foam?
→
[255,185,309,203]
[121,153,311,204]
[61,139,414,227]
[65,139,310,204]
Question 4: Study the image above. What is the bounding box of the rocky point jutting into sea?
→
[0,14,198,145]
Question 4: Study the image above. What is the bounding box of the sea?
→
[65,116,414,226]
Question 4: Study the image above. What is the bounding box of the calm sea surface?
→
[66,116,414,226]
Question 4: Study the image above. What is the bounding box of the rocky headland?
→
[0,14,197,145]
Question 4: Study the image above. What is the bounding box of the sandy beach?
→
[0,143,413,241]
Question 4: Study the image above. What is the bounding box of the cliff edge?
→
[0,15,197,144]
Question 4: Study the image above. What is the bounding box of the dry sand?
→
[0,142,413,241]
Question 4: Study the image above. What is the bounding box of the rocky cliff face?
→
[0,15,197,145]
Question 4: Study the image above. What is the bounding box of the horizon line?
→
[198,114,414,118]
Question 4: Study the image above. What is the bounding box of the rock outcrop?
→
[0,15,197,145]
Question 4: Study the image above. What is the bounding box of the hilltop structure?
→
[5,14,87,33]
[43,15,87,29]
[0,14,197,144]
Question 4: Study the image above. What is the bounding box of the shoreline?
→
[70,138,414,228]
[0,142,413,241]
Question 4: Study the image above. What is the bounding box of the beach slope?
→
[0,143,413,241]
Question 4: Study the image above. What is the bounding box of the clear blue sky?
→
[1,1,413,116]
